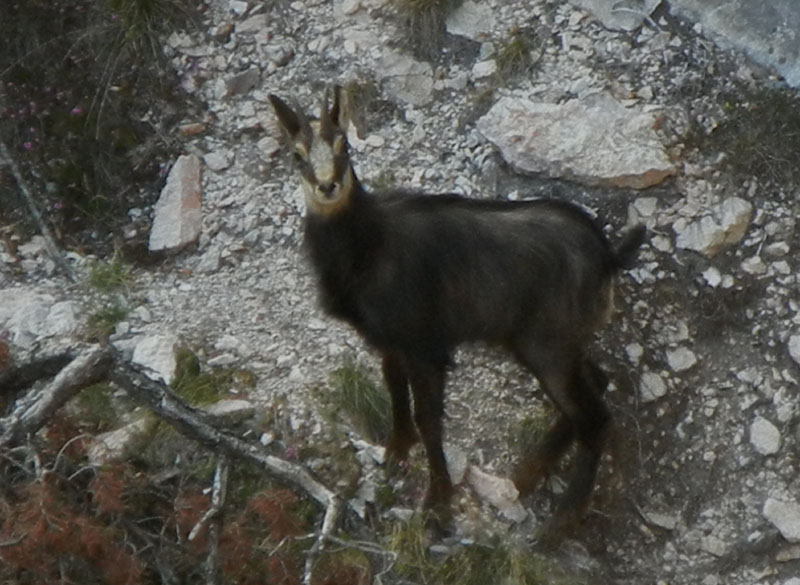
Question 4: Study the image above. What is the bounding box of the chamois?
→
[269,87,645,538]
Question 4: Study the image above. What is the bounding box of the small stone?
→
[466,466,527,523]
[445,0,495,40]
[471,59,497,79]
[741,255,767,275]
[750,416,781,455]
[702,266,722,288]
[179,122,207,137]
[132,333,180,384]
[666,347,697,372]
[700,535,728,557]
[88,417,153,465]
[257,136,281,159]
[236,14,267,33]
[379,49,433,106]
[205,399,256,425]
[196,245,221,273]
[645,511,678,530]
[764,498,800,542]
[626,342,644,365]
[640,371,667,402]
[444,444,468,485]
[225,68,260,97]
[674,197,753,257]
[204,151,231,172]
[340,0,361,15]
[788,335,800,366]
[149,155,202,253]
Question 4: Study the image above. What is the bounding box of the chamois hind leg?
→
[513,359,610,497]
[514,348,611,542]
[406,358,454,527]
[382,352,419,464]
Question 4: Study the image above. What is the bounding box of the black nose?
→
[319,182,337,197]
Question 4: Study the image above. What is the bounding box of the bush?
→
[0,0,197,253]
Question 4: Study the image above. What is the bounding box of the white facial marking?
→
[309,138,335,184]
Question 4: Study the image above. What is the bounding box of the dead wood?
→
[0,344,110,447]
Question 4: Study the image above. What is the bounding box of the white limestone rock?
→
[569,0,662,32]
[466,466,527,523]
[674,197,753,257]
[131,333,181,385]
[476,93,675,189]
[445,0,495,40]
[379,49,433,106]
[0,288,80,348]
[750,416,781,455]
[149,155,203,253]
[640,371,667,403]
[764,498,800,542]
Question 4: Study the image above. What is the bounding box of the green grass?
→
[171,348,233,405]
[86,301,129,340]
[512,413,551,461]
[687,84,800,186]
[328,358,392,444]
[89,258,133,293]
[495,27,539,84]
[394,0,463,59]
[75,383,118,432]
[389,515,569,585]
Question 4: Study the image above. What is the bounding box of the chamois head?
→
[269,87,358,216]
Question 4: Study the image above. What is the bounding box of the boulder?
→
[477,93,675,189]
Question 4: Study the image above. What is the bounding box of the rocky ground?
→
[3,0,800,584]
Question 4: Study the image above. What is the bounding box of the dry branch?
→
[0,136,75,282]
[303,494,344,585]
[196,456,229,585]
[108,348,338,510]
[0,345,110,447]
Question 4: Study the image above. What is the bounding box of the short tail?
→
[614,224,646,269]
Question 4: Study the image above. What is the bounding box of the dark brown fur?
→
[270,88,645,540]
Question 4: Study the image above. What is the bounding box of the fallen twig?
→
[0,136,75,282]
[303,494,343,585]
[108,348,338,511]
[192,456,230,585]
[0,345,111,447]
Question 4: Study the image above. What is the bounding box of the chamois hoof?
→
[421,504,454,539]
[512,459,549,499]
[533,510,582,551]
[384,432,419,467]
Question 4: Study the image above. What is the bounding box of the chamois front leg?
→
[381,352,419,464]
[407,359,454,529]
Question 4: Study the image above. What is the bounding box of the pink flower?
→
[23,142,32,150]
[70,106,84,116]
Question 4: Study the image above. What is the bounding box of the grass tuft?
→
[89,258,133,293]
[389,516,565,585]
[329,358,392,444]
[86,301,129,340]
[687,84,800,187]
[494,27,540,84]
[393,0,463,60]
[171,348,233,405]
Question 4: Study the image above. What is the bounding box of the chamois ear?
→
[269,94,303,138]
[329,85,345,129]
